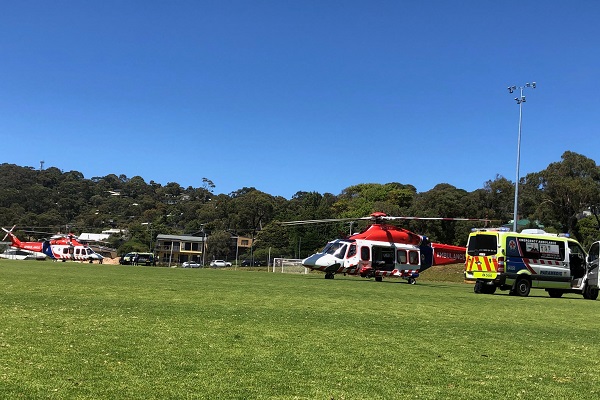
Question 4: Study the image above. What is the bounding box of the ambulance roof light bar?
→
[471,227,510,232]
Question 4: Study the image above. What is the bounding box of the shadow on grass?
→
[301,274,462,288]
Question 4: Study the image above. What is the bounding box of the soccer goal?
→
[272,258,309,274]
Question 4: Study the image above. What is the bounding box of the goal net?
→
[272,258,309,274]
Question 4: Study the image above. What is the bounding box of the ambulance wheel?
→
[474,280,483,294]
[514,278,531,297]
[375,276,383,282]
[583,285,599,300]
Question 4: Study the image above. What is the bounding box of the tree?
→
[254,222,291,259]
[230,188,275,235]
[333,183,416,218]
[408,183,471,245]
[537,151,600,241]
[206,230,232,260]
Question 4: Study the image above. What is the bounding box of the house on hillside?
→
[154,233,253,266]
[155,234,207,266]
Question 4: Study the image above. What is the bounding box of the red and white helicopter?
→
[2,226,104,263]
[282,212,490,284]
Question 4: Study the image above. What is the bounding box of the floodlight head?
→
[522,96,526,102]
[508,86,514,93]
[532,82,536,88]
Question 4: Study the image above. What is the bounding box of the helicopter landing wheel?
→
[325,272,335,279]
[375,276,383,282]
[407,277,416,285]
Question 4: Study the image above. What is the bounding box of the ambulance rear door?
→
[465,232,500,280]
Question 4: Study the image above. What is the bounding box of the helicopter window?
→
[360,246,370,261]
[397,250,407,264]
[323,242,347,258]
[408,251,419,265]
[322,242,337,254]
[347,244,356,258]
[75,248,81,255]
[334,245,348,258]
[63,248,69,254]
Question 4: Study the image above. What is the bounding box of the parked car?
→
[182,261,202,268]
[210,260,232,268]
[136,253,156,266]
[241,259,263,266]
[119,252,135,265]
[119,252,156,266]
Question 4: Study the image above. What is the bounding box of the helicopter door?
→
[372,246,396,271]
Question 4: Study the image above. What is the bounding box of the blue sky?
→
[1,1,598,199]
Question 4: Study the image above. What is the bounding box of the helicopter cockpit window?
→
[335,245,348,258]
[323,242,347,258]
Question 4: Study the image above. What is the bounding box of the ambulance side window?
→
[569,243,586,258]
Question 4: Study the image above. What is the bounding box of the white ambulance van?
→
[464,228,599,299]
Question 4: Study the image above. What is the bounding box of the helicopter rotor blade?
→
[281,213,496,226]
[380,216,494,223]
[280,217,372,226]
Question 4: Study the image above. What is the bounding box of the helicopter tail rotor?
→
[2,225,18,243]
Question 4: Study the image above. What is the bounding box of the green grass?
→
[1,260,600,399]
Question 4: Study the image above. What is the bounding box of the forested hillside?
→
[1,151,599,258]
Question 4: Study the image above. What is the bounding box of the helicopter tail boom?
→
[431,243,467,266]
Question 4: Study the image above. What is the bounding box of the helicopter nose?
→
[302,254,340,269]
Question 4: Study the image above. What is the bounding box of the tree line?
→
[1,151,599,260]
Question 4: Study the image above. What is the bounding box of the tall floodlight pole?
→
[508,82,536,232]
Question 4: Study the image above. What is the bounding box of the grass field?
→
[1,260,600,399]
